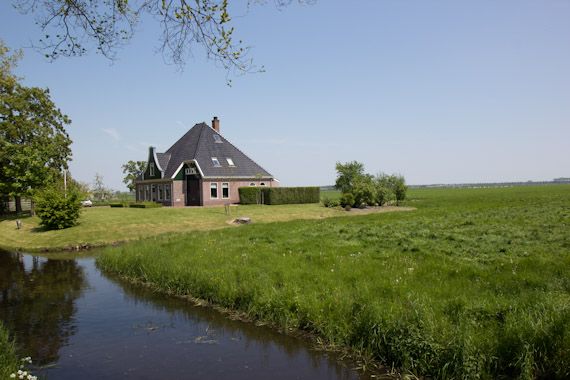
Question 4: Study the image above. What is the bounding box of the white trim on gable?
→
[170,159,206,179]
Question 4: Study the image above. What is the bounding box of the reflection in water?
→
[0,250,367,379]
[0,252,87,365]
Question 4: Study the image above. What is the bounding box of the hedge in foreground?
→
[239,187,320,205]
[99,186,570,379]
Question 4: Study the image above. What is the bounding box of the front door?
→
[186,178,201,206]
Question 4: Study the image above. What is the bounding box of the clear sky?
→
[1,0,569,191]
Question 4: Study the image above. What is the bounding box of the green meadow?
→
[98,185,570,379]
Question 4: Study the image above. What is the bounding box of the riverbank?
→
[98,185,570,379]
[0,321,20,377]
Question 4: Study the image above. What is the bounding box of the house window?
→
[226,158,235,166]
[158,184,163,201]
[213,135,222,143]
[249,182,256,187]
[150,163,155,177]
[210,183,218,199]
[222,183,229,199]
[165,184,170,201]
[211,157,221,166]
[151,184,156,201]
[185,167,197,175]
[260,182,266,187]
[138,186,143,202]
[145,185,150,201]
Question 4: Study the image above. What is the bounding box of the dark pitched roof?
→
[159,122,273,179]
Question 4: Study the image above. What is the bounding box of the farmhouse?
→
[135,117,278,206]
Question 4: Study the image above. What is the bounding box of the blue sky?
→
[1,0,569,191]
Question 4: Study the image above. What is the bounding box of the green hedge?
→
[238,187,259,205]
[110,203,126,208]
[238,187,320,205]
[130,202,163,208]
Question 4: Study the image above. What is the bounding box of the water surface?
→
[0,250,371,379]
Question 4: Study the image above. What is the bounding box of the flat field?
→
[98,185,570,379]
[0,203,358,251]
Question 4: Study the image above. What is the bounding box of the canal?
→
[0,250,373,379]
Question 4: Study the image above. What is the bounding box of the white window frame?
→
[222,182,229,199]
[210,182,218,199]
[260,182,266,187]
[138,186,143,202]
[150,163,155,177]
[213,135,222,143]
[158,184,163,201]
[151,184,156,201]
[185,167,197,175]
[145,185,150,201]
[250,182,256,187]
[165,184,171,201]
[211,157,221,167]
[226,158,235,166]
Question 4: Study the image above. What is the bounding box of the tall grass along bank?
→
[98,185,570,379]
[0,321,20,377]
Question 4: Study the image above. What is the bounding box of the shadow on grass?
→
[0,211,32,221]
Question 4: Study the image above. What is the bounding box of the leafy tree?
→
[375,172,408,205]
[13,0,315,84]
[334,161,365,193]
[122,160,146,192]
[0,42,72,212]
[392,174,408,204]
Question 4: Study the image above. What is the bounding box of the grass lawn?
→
[98,185,570,379]
[0,202,407,251]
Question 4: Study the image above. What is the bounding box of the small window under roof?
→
[213,135,222,143]
[226,158,235,166]
[211,157,221,166]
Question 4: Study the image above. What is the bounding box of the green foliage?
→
[0,321,20,378]
[0,42,72,212]
[129,201,163,208]
[263,187,320,205]
[122,160,146,192]
[376,173,408,204]
[375,185,391,205]
[99,185,570,379]
[239,187,320,205]
[334,161,365,193]
[352,181,376,207]
[238,187,261,205]
[35,181,82,229]
[321,197,340,208]
[109,203,125,208]
[339,192,355,208]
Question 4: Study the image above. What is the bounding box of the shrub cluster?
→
[321,197,340,208]
[335,161,408,208]
[239,187,320,205]
[35,184,83,229]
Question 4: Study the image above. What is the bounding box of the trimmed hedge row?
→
[129,202,163,208]
[238,187,320,205]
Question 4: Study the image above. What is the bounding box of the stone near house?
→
[135,117,279,207]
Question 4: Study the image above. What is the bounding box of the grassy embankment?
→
[0,321,20,377]
[0,203,364,251]
[98,185,570,379]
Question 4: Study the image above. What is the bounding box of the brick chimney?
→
[212,116,219,133]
